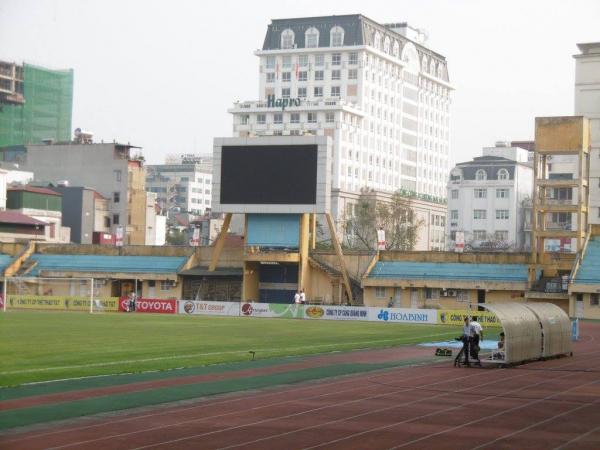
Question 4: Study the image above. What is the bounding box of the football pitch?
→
[0,311,461,387]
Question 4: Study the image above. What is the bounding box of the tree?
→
[345,189,423,251]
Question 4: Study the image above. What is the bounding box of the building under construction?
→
[0,60,73,148]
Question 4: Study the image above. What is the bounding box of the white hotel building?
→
[229,15,452,249]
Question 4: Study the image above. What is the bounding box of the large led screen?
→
[220,145,318,205]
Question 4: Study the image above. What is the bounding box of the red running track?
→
[2,322,600,450]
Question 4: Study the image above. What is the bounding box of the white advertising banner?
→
[367,307,438,324]
[304,305,369,321]
[239,302,304,319]
[178,300,240,317]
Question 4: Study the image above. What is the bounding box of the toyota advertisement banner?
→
[119,298,177,314]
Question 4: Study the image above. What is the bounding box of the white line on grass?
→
[0,331,455,377]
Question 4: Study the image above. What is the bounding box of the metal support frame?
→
[209,213,232,272]
[325,212,353,304]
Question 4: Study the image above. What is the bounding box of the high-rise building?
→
[574,42,600,222]
[446,143,533,251]
[228,15,452,244]
[0,61,73,147]
[145,163,213,215]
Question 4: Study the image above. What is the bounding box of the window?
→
[331,53,341,65]
[160,280,172,291]
[450,230,457,240]
[257,114,266,124]
[450,210,458,220]
[282,56,292,68]
[331,69,341,80]
[496,209,509,220]
[298,54,308,67]
[305,27,319,48]
[497,168,509,180]
[473,210,487,220]
[113,214,120,225]
[451,190,459,199]
[266,73,275,83]
[113,192,120,203]
[298,87,307,98]
[314,86,323,97]
[315,54,324,67]
[349,52,358,65]
[308,112,317,123]
[240,114,249,125]
[314,70,324,81]
[476,169,487,180]
[591,294,599,306]
[330,27,344,47]
[291,113,300,124]
[281,29,295,49]
[425,288,439,299]
[274,113,283,124]
[282,72,291,82]
[348,68,357,80]
[104,216,111,228]
[474,188,487,199]
[473,230,487,240]
[281,88,290,98]
[495,230,508,241]
[375,286,386,298]
[330,86,340,97]
[298,71,307,81]
[266,56,276,69]
[114,170,122,182]
[325,112,335,123]
[496,188,509,198]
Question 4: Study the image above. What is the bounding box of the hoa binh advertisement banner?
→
[368,307,438,324]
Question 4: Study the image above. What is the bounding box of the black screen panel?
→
[220,145,318,204]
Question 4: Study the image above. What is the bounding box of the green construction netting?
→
[0,63,73,148]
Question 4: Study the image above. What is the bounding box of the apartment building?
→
[228,15,452,248]
[446,143,533,251]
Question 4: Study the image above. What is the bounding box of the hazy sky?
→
[1,0,599,165]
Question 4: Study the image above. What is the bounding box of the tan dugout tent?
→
[482,302,571,365]
[522,303,572,359]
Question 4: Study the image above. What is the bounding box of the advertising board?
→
[304,305,369,321]
[368,307,437,324]
[5,295,119,311]
[437,310,501,327]
[240,302,304,319]
[119,298,177,314]
[178,300,240,317]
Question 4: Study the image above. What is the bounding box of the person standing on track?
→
[470,316,483,366]
[300,289,306,305]
[294,290,301,305]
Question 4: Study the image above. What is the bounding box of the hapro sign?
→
[267,94,301,110]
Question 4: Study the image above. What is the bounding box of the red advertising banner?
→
[119,297,177,314]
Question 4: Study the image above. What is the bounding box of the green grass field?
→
[0,311,463,387]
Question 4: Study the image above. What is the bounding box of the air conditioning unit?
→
[447,289,458,297]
